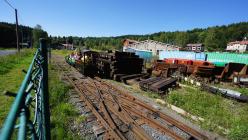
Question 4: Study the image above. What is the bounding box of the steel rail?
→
[90,80,153,140]
[92,81,184,140]
[60,70,124,140]
[123,96,208,140]
[96,78,209,140]
[53,61,120,139]
[91,80,127,140]
[121,103,184,140]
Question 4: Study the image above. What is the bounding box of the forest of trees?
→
[1,22,248,51]
[0,22,48,48]
[50,22,248,51]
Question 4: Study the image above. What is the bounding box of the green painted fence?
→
[206,52,248,66]
[0,39,50,140]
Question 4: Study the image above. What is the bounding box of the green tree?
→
[32,24,48,47]
[204,28,227,51]
[175,32,190,47]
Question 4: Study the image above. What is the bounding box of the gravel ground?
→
[68,89,97,140]
[154,117,191,139]
[141,124,173,140]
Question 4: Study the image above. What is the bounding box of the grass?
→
[166,84,248,140]
[49,63,83,139]
[0,49,34,75]
[0,49,84,139]
[0,49,35,125]
[52,49,72,57]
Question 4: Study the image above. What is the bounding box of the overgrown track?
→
[53,55,210,140]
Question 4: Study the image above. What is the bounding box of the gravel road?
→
[0,50,17,56]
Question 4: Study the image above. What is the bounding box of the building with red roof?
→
[226,40,248,52]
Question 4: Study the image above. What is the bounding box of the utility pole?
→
[15,9,20,52]
[4,0,20,52]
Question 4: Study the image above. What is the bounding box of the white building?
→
[226,41,248,53]
[123,39,180,55]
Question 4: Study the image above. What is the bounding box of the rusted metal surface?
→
[152,59,248,86]
[152,61,187,77]
[153,60,214,78]
[139,77,177,93]
[232,65,248,86]
[215,63,247,81]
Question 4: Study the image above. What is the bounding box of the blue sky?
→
[0,0,247,37]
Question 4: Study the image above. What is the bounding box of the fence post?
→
[40,38,51,140]
[48,46,51,64]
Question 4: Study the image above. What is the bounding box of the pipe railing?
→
[0,39,50,140]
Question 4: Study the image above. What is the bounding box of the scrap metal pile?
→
[150,58,248,102]
[65,49,247,96]
[152,58,248,86]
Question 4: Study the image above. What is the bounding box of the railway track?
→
[53,55,211,140]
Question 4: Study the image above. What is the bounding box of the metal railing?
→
[0,39,51,140]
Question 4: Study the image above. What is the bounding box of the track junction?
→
[54,54,223,140]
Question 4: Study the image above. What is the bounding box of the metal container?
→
[159,51,206,61]
[206,52,248,65]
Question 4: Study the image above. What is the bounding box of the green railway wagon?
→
[206,52,248,66]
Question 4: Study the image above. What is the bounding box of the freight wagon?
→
[206,52,248,66]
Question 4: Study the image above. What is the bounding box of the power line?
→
[4,0,15,10]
